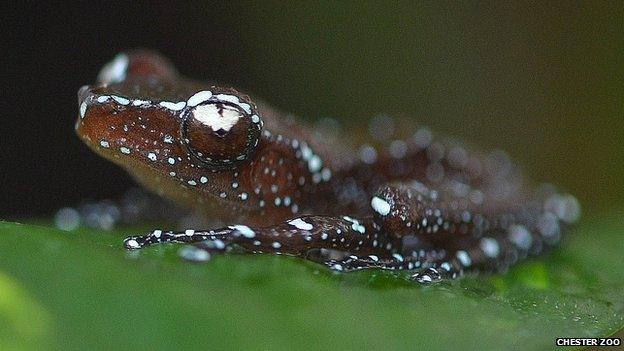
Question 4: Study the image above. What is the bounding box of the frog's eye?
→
[181,102,262,169]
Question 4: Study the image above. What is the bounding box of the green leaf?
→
[0,212,622,350]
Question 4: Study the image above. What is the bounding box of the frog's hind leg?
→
[321,234,518,284]
[362,182,577,283]
[123,215,398,258]
[320,245,464,283]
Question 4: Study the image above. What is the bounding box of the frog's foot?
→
[322,251,469,284]
[123,228,231,249]
[323,253,422,272]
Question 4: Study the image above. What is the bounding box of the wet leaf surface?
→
[0,212,622,350]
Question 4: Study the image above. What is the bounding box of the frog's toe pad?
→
[123,237,143,250]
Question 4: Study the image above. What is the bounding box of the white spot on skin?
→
[389,140,408,158]
[132,99,151,106]
[343,216,366,233]
[359,145,377,164]
[125,239,140,249]
[239,103,251,114]
[538,213,560,238]
[251,115,260,123]
[163,135,174,144]
[368,255,379,262]
[229,225,255,238]
[371,196,391,216]
[187,90,213,107]
[240,192,248,200]
[215,94,252,114]
[560,194,581,224]
[111,95,130,105]
[480,237,500,258]
[509,225,533,250]
[308,155,322,172]
[417,274,433,283]
[312,173,322,184]
[168,157,176,165]
[147,152,157,161]
[413,127,433,148]
[159,101,186,111]
[211,239,225,250]
[469,190,484,205]
[272,242,282,249]
[185,229,195,236]
[392,253,404,262]
[321,168,332,181]
[120,147,131,154]
[99,140,110,148]
[300,143,313,160]
[192,103,242,132]
[79,101,87,118]
[96,95,111,103]
[200,176,208,184]
[187,180,197,186]
[97,53,129,84]
[456,250,472,267]
[288,218,313,231]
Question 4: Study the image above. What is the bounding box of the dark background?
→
[3,2,622,218]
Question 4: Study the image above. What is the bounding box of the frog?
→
[76,50,580,283]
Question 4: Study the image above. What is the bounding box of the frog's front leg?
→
[124,215,399,258]
[123,214,464,284]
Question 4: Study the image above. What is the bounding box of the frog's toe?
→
[123,236,143,250]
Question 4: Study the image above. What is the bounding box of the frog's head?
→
[76,51,328,223]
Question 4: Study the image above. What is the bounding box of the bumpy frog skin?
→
[76,50,580,283]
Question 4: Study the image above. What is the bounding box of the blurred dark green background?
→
[232,2,623,213]
[3,1,622,216]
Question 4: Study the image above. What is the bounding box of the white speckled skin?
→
[77,51,580,283]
